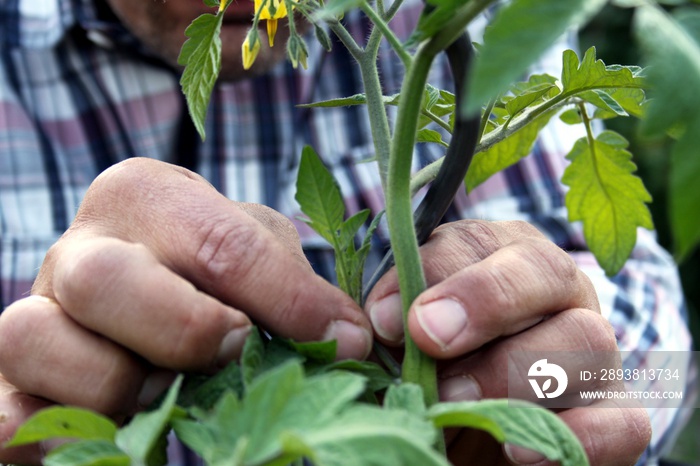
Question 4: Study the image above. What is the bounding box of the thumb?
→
[0,375,53,465]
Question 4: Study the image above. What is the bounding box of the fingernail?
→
[439,375,482,402]
[138,371,177,407]
[217,326,252,367]
[26,295,57,305]
[504,444,546,465]
[324,320,372,360]
[369,293,404,343]
[414,298,467,350]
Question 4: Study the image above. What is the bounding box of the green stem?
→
[387,0,492,415]
[358,52,394,190]
[387,36,451,455]
[578,102,596,146]
[328,22,393,189]
[376,0,386,17]
[361,1,412,68]
[410,158,442,197]
[577,102,611,203]
[387,39,443,399]
[383,0,404,22]
[408,98,570,195]
[327,22,364,59]
[478,96,496,142]
[423,109,452,133]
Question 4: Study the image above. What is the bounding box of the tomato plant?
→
[8,0,700,464]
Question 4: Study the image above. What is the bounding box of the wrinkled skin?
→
[0,0,651,464]
[0,159,650,465]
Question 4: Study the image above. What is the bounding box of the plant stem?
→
[386,0,492,406]
[328,21,395,189]
[361,1,412,68]
[327,22,364,60]
[478,96,496,141]
[387,34,459,456]
[410,158,442,197]
[578,102,609,202]
[423,109,452,133]
[387,39,442,397]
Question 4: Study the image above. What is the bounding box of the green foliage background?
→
[582,6,700,463]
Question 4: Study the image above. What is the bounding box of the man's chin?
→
[217,24,289,81]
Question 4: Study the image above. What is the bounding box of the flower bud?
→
[242,31,261,70]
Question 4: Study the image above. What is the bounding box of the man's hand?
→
[0,158,372,464]
[364,220,652,466]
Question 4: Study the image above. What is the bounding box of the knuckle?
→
[241,202,296,234]
[565,309,619,352]
[0,304,35,372]
[81,158,154,209]
[431,220,504,261]
[53,239,144,312]
[469,266,518,332]
[587,313,619,351]
[487,272,519,321]
[522,236,579,286]
[497,220,546,239]
[194,217,265,288]
[266,286,307,335]
[164,298,233,368]
[238,203,306,261]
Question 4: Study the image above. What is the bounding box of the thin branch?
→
[327,21,364,59]
[361,1,411,68]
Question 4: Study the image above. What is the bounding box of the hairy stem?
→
[358,55,394,189]
[327,22,364,59]
[387,39,445,404]
[361,1,412,68]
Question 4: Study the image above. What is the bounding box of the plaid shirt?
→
[0,0,694,463]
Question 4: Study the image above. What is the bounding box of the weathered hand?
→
[364,219,651,465]
[0,158,372,464]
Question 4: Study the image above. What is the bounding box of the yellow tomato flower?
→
[254,0,289,47]
[242,33,261,70]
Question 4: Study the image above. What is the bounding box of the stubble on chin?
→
[106,0,290,82]
[218,25,290,81]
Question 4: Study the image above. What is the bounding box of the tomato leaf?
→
[288,339,338,364]
[416,128,448,146]
[406,0,472,47]
[178,360,244,409]
[465,108,557,191]
[427,399,589,466]
[670,118,700,261]
[634,5,700,258]
[279,405,446,466]
[115,376,185,464]
[178,13,224,140]
[295,145,345,245]
[465,0,607,114]
[384,383,426,415]
[174,361,374,465]
[560,47,647,117]
[6,407,117,446]
[241,328,266,390]
[44,440,130,466]
[562,130,653,276]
